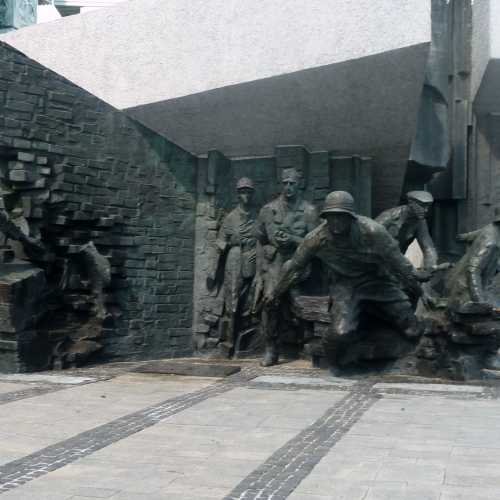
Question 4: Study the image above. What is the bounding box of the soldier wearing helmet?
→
[207,177,257,357]
[376,190,438,270]
[254,167,319,366]
[266,191,424,371]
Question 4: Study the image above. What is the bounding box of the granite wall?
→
[0,42,197,368]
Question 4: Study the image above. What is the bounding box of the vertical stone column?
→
[0,0,36,34]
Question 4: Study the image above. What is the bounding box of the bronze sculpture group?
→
[208,170,500,376]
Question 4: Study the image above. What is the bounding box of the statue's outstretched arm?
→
[467,243,495,303]
[417,220,438,269]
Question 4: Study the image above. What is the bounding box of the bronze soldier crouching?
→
[265,191,424,373]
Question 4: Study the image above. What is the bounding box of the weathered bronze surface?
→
[376,191,438,270]
[254,168,319,367]
[206,178,257,357]
[265,191,422,370]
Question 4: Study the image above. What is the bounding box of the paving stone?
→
[1,362,500,499]
[0,374,95,385]
[374,383,484,393]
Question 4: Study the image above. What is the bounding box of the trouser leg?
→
[260,304,280,366]
[324,284,361,371]
[376,299,421,339]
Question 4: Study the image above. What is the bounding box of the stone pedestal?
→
[0,261,51,373]
[416,306,500,380]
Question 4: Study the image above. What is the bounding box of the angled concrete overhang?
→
[0,0,431,210]
[0,0,431,150]
[473,0,500,115]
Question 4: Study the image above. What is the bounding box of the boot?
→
[260,340,279,367]
[485,352,500,371]
[218,341,233,359]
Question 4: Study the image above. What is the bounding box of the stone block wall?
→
[0,42,198,367]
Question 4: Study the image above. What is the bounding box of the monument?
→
[0,1,499,380]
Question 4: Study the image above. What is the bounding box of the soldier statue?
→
[207,177,257,357]
[265,191,424,373]
[254,167,319,366]
[376,190,438,270]
[0,199,44,261]
[446,208,500,313]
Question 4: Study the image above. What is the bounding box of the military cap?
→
[407,191,434,205]
[236,177,255,190]
[281,168,300,182]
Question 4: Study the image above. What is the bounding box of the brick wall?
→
[0,41,198,363]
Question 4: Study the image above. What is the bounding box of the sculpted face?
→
[282,179,298,200]
[324,213,353,236]
[237,188,253,207]
[409,200,431,220]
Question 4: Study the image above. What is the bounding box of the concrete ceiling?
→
[127,43,429,159]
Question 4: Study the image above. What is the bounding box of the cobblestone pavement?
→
[0,359,499,499]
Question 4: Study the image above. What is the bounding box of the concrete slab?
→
[0,386,344,498]
[0,381,30,394]
[0,373,213,465]
[0,373,95,384]
[1,363,500,500]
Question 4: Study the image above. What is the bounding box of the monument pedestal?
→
[0,261,51,373]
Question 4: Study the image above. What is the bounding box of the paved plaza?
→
[1,360,500,500]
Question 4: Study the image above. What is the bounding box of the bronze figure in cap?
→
[207,177,257,357]
[376,190,438,270]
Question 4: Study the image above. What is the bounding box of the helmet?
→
[236,177,254,190]
[407,191,434,205]
[321,191,356,217]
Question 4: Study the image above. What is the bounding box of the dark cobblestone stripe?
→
[224,381,379,500]
[0,385,68,406]
[0,368,258,494]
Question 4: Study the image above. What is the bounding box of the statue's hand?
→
[263,292,279,310]
[275,231,293,247]
[421,290,438,309]
[251,276,264,314]
[406,279,423,302]
[24,236,46,257]
[432,262,452,272]
[206,276,216,291]
[414,269,432,282]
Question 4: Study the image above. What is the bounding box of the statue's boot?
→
[260,341,278,367]
[218,341,233,359]
[485,352,500,371]
[328,364,342,377]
